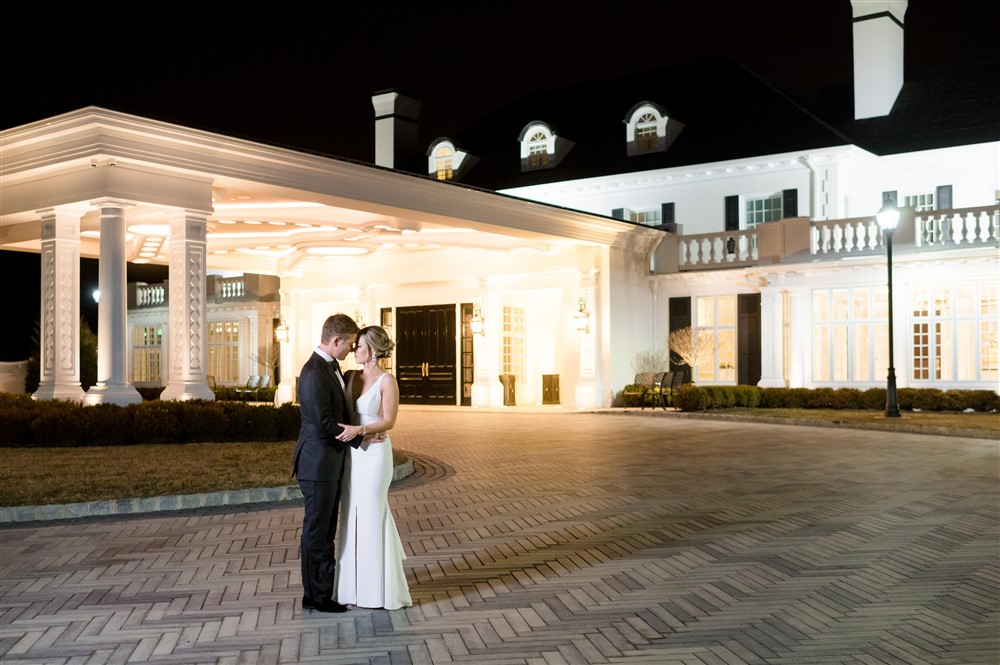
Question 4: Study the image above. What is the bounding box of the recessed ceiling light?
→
[127,224,170,236]
[304,246,368,256]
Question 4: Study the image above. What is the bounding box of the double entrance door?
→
[396,304,458,404]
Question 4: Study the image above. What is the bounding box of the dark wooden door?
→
[396,304,457,404]
[738,293,762,386]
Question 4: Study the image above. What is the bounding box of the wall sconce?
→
[354,308,365,327]
[470,302,484,335]
[274,318,289,343]
[574,296,590,333]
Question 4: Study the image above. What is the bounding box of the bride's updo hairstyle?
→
[358,325,395,361]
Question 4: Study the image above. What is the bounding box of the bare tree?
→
[248,344,280,386]
[667,327,718,382]
[631,347,667,373]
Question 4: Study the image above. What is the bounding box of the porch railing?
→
[665,204,998,273]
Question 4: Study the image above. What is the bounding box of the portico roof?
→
[1,107,662,276]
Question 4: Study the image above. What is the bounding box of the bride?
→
[334,325,412,610]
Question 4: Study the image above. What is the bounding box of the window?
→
[628,208,661,226]
[693,296,736,383]
[745,194,783,229]
[501,304,525,383]
[435,146,453,181]
[811,287,889,383]
[904,192,934,212]
[207,320,240,383]
[132,325,162,385]
[911,281,997,383]
[528,133,549,168]
[636,113,659,152]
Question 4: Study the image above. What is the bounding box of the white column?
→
[574,272,601,409]
[160,209,214,401]
[787,285,811,388]
[274,287,295,405]
[33,207,86,402]
[85,200,142,405]
[757,283,786,388]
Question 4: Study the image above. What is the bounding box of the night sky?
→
[3,0,998,361]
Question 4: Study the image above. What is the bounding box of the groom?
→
[292,313,364,613]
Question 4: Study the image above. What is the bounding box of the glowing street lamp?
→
[876,201,901,418]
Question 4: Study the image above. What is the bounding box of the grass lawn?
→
[1,410,996,507]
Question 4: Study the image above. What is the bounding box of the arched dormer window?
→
[435,146,454,180]
[624,102,683,156]
[426,138,478,181]
[517,122,573,172]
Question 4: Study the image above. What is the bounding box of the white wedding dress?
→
[335,373,412,610]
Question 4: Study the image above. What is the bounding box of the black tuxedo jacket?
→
[292,352,363,480]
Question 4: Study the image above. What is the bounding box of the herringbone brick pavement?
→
[1,410,997,664]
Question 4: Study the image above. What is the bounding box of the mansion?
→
[1,0,997,408]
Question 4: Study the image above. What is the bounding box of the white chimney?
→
[851,0,908,119]
[372,90,421,168]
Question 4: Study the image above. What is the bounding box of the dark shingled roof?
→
[419,56,854,190]
[404,56,999,190]
[796,58,1000,155]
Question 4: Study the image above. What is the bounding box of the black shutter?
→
[782,189,798,218]
[661,202,675,225]
[935,185,953,210]
[724,195,739,231]
[881,190,898,207]
[611,208,625,220]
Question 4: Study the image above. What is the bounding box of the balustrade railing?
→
[217,277,247,299]
[670,204,998,273]
[135,284,165,307]
[916,206,999,249]
[811,216,883,256]
[678,229,757,270]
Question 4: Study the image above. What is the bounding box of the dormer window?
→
[624,102,683,157]
[528,133,549,167]
[518,122,573,172]
[636,114,659,152]
[426,138,478,181]
[435,146,454,180]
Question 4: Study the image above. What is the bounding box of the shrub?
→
[275,402,301,440]
[733,385,762,408]
[860,388,886,410]
[131,402,180,443]
[30,404,85,447]
[831,388,863,409]
[674,385,708,411]
[82,403,134,445]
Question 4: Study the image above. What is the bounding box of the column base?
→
[84,383,143,406]
[275,380,295,405]
[160,381,215,402]
[757,376,786,388]
[574,379,603,409]
[33,383,85,403]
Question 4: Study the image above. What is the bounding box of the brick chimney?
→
[372,90,421,168]
[851,0,908,119]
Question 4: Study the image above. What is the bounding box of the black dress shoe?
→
[302,597,349,613]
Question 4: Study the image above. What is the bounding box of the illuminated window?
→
[693,295,736,383]
[528,133,549,167]
[132,325,162,385]
[501,304,525,382]
[435,146,453,181]
[207,320,241,383]
[911,281,997,383]
[812,287,888,383]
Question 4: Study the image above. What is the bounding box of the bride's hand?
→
[336,423,361,441]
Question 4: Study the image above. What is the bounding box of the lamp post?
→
[876,201,901,417]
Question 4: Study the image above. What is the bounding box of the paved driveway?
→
[2,410,997,664]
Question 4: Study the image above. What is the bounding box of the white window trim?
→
[625,104,668,143]
[519,124,555,160]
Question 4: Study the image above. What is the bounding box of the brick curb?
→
[0,457,415,525]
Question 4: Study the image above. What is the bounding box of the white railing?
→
[916,206,1000,249]
[811,216,883,256]
[678,229,757,270]
[135,284,165,307]
[217,277,246,299]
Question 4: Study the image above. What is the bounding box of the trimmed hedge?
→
[674,385,999,413]
[0,393,300,447]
